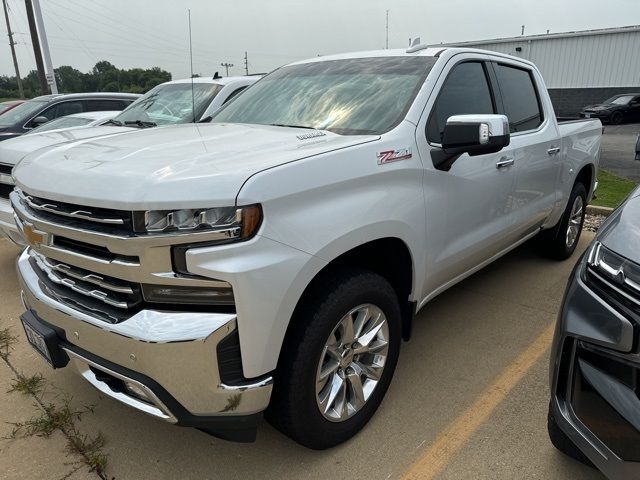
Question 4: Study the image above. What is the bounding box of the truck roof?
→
[289,46,536,69]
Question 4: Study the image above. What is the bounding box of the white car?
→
[0,75,260,245]
[26,111,120,134]
[12,47,600,448]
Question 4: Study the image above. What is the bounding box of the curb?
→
[587,205,614,217]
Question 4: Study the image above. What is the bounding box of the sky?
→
[1,0,640,80]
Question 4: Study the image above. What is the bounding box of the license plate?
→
[585,113,591,118]
[22,319,53,366]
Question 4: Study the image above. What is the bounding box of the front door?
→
[415,58,519,299]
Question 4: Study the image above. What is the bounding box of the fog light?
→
[124,381,152,403]
[142,284,234,305]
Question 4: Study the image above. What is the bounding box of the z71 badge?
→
[377,148,412,165]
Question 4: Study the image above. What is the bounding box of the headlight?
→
[134,204,262,238]
[587,241,640,293]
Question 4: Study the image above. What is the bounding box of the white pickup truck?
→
[0,76,258,245]
[12,46,601,448]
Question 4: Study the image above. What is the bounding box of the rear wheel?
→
[538,182,587,260]
[548,404,594,467]
[610,111,623,125]
[267,268,401,449]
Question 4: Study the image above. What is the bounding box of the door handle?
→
[496,157,515,169]
[547,146,561,155]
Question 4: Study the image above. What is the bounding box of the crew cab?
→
[0,76,259,245]
[11,47,601,448]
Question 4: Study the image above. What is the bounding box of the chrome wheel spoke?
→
[315,303,389,422]
[566,196,584,248]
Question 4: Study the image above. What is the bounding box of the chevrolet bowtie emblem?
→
[21,222,47,247]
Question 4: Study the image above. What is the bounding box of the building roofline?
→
[434,24,640,47]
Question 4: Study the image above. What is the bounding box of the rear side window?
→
[427,62,495,143]
[494,65,543,133]
[41,101,84,120]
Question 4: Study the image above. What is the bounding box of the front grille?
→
[17,190,134,235]
[52,236,139,264]
[0,183,13,200]
[572,344,640,462]
[30,251,142,323]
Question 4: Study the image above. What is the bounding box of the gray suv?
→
[0,92,140,141]
[549,183,640,479]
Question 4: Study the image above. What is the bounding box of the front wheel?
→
[267,268,401,449]
[538,182,587,260]
[610,111,623,125]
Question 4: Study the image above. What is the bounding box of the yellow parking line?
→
[401,322,556,480]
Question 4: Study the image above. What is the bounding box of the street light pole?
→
[32,0,57,93]
[220,62,234,77]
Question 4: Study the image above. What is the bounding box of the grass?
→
[592,169,638,208]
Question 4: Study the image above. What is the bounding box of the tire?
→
[610,111,623,125]
[538,182,587,260]
[548,404,594,468]
[267,268,402,449]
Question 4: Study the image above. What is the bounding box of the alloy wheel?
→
[566,195,584,248]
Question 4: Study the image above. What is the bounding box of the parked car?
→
[0,92,139,142]
[11,47,601,448]
[548,184,640,480]
[0,100,24,116]
[0,76,259,245]
[580,94,640,124]
[27,110,119,134]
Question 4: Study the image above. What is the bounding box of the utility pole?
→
[32,0,57,93]
[385,10,389,49]
[24,0,47,94]
[3,0,24,98]
[220,62,233,77]
[244,51,248,75]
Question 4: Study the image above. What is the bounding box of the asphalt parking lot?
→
[0,233,606,480]
[600,123,640,181]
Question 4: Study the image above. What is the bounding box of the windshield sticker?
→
[377,148,412,165]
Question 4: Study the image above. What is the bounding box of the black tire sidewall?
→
[271,269,402,449]
[548,182,587,260]
[610,111,623,125]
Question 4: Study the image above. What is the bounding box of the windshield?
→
[114,83,222,126]
[29,116,94,133]
[212,56,437,135]
[604,95,634,105]
[0,99,48,126]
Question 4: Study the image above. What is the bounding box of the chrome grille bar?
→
[32,251,133,309]
[38,255,134,294]
[18,189,125,225]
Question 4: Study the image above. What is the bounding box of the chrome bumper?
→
[17,249,273,420]
[0,196,24,246]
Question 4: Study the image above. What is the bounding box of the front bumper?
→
[0,197,24,246]
[17,249,273,441]
[550,260,640,479]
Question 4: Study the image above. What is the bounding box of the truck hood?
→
[0,125,134,166]
[14,123,378,209]
[597,186,640,261]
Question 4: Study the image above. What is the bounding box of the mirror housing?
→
[442,114,510,157]
[31,116,49,127]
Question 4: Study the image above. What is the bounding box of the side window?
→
[41,101,84,120]
[494,64,543,133]
[222,86,248,105]
[427,62,495,144]
[86,100,127,112]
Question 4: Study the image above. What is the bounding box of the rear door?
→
[415,55,519,297]
[492,61,561,240]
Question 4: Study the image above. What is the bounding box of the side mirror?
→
[442,114,510,156]
[635,133,640,161]
[31,116,49,127]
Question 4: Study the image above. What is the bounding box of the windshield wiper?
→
[103,119,123,126]
[124,120,157,128]
[267,123,317,130]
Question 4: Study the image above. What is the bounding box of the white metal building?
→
[435,25,640,116]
